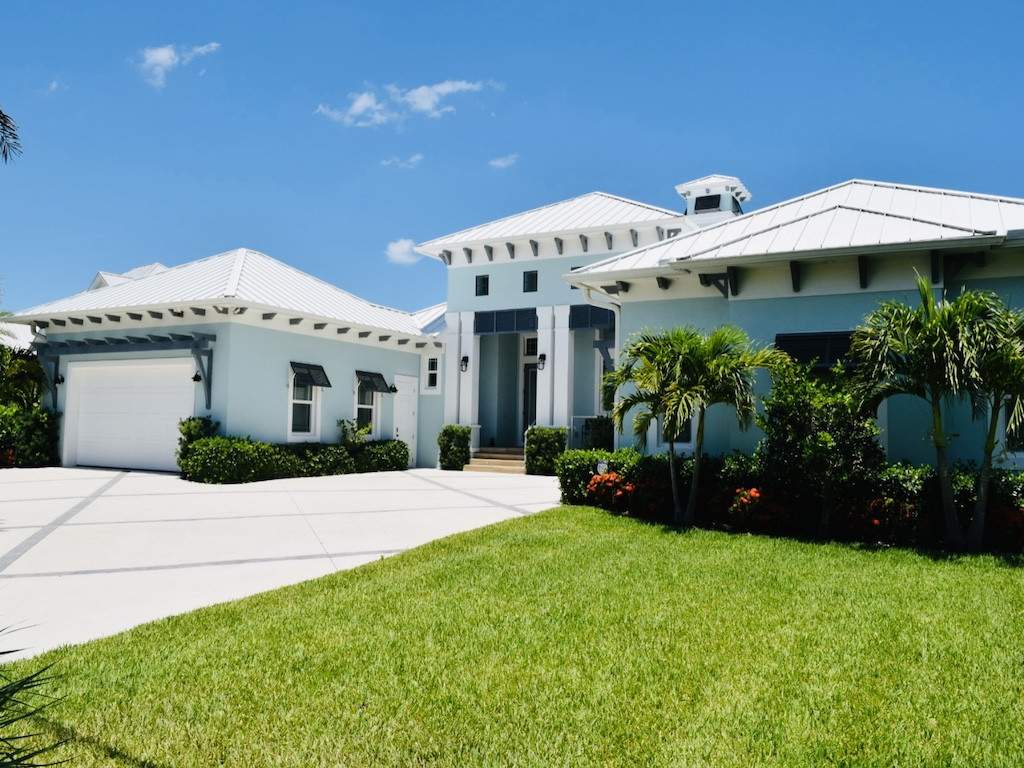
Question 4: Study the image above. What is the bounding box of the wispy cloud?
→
[488,153,519,170]
[317,79,496,128]
[45,79,66,95]
[381,153,424,169]
[139,42,220,88]
[385,238,421,265]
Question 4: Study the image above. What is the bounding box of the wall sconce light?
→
[389,384,398,393]
[192,371,203,382]
[537,353,547,371]
[55,374,65,385]
[460,355,469,373]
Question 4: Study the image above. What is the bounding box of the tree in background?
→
[0,108,21,164]
[605,326,786,527]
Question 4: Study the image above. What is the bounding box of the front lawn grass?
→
[11,506,1024,767]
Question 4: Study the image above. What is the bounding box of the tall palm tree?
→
[850,275,1003,549]
[605,326,787,527]
[0,108,21,164]
[966,305,1024,551]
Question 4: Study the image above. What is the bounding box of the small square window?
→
[524,337,538,356]
[424,357,439,390]
[523,270,538,293]
[475,275,489,296]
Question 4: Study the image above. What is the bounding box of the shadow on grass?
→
[599,507,1024,569]
[38,716,168,768]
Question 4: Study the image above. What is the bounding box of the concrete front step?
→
[464,462,526,474]
[468,457,525,468]
[475,452,525,460]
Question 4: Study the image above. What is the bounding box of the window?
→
[475,274,489,296]
[423,356,439,391]
[523,270,538,293]
[694,194,721,212]
[656,415,693,447]
[524,337,538,357]
[288,374,319,440]
[356,379,378,436]
[774,332,852,370]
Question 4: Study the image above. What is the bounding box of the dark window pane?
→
[475,275,489,296]
[660,417,692,444]
[356,406,373,431]
[427,372,438,388]
[292,403,312,433]
[523,270,538,292]
[427,357,438,371]
[495,310,515,332]
[474,311,495,334]
[293,379,312,401]
[775,332,853,369]
[524,337,538,356]
[694,194,721,212]
[515,308,537,331]
[357,381,374,406]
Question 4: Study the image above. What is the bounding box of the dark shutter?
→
[290,362,332,387]
[355,370,393,393]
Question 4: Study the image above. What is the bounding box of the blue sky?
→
[2,0,1023,313]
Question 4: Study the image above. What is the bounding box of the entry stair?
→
[464,447,526,474]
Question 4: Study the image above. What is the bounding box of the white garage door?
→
[65,359,196,471]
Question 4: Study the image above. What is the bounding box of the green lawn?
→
[11,506,1024,767]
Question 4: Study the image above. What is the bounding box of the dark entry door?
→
[522,363,538,435]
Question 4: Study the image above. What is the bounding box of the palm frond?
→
[0,109,22,165]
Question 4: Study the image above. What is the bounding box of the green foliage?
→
[582,416,614,450]
[177,416,220,465]
[353,440,409,473]
[278,443,356,477]
[0,405,59,468]
[555,448,640,504]
[0,647,61,766]
[179,437,303,484]
[437,424,472,470]
[584,472,634,514]
[0,348,46,409]
[524,426,567,475]
[338,419,371,451]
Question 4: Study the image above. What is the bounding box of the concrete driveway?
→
[0,468,560,658]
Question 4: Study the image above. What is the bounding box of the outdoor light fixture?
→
[192,371,203,382]
[460,355,469,372]
[55,374,65,385]
[537,353,547,371]
[389,384,398,393]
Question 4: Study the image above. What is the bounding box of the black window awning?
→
[356,370,394,393]
[291,362,332,387]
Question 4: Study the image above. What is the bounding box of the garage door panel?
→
[68,360,196,472]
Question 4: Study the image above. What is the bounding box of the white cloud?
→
[46,80,63,94]
[488,153,519,170]
[385,238,421,265]
[139,42,220,88]
[317,79,494,128]
[315,91,395,127]
[381,153,424,169]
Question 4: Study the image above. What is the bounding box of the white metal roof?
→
[417,191,682,254]
[0,322,36,349]
[574,179,1024,277]
[411,303,447,334]
[88,263,168,291]
[13,249,428,337]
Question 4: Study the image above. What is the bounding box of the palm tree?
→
[850,275,1003,549]
[605,326,787,527]
[966,305,1024,551]
[0,108,21,164]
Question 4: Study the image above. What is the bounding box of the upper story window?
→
[424,357,439,391]
[694,194,721,212]
[524,336,538,357]
[475,275,489,296]
[523,270,538,293]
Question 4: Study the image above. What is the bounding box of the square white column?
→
[458,310,480,429]
[552,304,573,427]
[535,306,554,426]
[442,312,461,425]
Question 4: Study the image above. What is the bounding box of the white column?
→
[458,311,480,430]
[535,306,554,426]
[552,304,573,427]
[442,312,461,425]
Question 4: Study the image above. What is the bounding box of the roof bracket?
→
[858,255,870,289]
[615,280,631,294]
[930,251,942,284]
[698,272,730,298]
[579,234,589,253]
[463,247,473,264]
[604,232,613,250]
[191,347,214,409]
[944,251,987,282]
[789,261,802,293]
[554,237,564,255]
[656,226,665,241]
[630,229,639,248]
[529,240,539,257]
[727,267,739,296]
[656,276,672,291]
[505,242,515,259]
[484,245,494,262]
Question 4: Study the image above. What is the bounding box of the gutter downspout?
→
[584,287,622,450]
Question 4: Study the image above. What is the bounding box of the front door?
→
[522,363,538,438]
[392,374,418,468]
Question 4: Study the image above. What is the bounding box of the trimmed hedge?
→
[177,416,220,465]
[353,439,409,473]
[279,442,357,476]
[438,424,472,470]
[555,448,640,504]
[179,437,303,484]
[0,404,60,468]
[524,426,567,476]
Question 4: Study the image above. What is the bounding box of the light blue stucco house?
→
[10,173,1024,472]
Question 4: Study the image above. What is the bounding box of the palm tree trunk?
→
[684,408,705,526]
[968,398,1002,552]
[667,441,683,527]
[931,398,963,550]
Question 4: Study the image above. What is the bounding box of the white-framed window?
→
[421,356,440,394]
[288,373,321,442]
[355,377,380,438]
[1002,404,1024,468]
[650,414,694,454]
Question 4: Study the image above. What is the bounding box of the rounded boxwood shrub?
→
[354,439,409,473]
[177,416,220,465]
[437,424,472,470]
[524,426,567,475]
[179,436,303,484]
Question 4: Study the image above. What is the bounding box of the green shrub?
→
[0,404,60,467]
[179,437,303,484]
[555,448,640,504]
[438,424,472,470]
[524,426,567,475]
[177,416,219,464]
[585,471,634,514]
[277,443,355,477]
[582,416,614,450]
[0,346,47,409]
[354,439,409,473]
[852,463,933,544]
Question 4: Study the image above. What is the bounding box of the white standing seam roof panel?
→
[12,249,426,337]
[573,179,1024,276]
[417,191,683,252]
